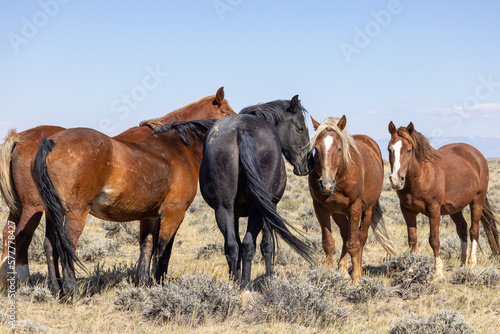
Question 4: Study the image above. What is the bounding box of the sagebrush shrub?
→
[451,266,500,287]
[115,273,241,326]
[345,277,385,303]
[389,309,474,334]
[250,271,349,327]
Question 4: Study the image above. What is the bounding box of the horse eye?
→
[296,126,303,132]
[337,147,342,152]
[407,149,411,153]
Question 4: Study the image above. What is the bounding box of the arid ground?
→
[0,160,499,333]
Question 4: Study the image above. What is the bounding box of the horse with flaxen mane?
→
[308,116,397,284]
[0,87,233,283]
[388,121,500,277]
[34,118,221,296]
[199,95,315,289]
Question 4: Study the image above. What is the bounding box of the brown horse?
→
[388,121,500,277]
[0,87,233,281]
[33,118,222,295]
[309,116,396,284]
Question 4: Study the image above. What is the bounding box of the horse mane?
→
[396,126,439,163]
[239,99,307,127]
[308,117,360,169]
[154,119,217,146]
[139,95,216,129]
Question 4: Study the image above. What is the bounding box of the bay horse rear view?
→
[0,87,233,282]
[308,116,396,284]
[388,121,500,277]
[199,95,315,289]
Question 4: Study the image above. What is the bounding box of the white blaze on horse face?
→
[323,135,333,153]
[390,140,403,185]
[322,135,334,182]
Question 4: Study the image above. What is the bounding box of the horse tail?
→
[480,194,500,256]
[33,136,85,274]
[0,129,21,217]
[371,200,398,256]
[237,130,316,265]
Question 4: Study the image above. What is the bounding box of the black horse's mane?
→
[239,99,307,126]
[154,119,217,146]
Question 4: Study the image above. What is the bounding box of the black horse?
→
[199,95,315,289]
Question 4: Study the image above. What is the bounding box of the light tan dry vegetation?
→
[1,161,500,333]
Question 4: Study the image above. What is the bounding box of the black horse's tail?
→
[33,137,85,274]
[237,131,316,265]
[481,194,500,256]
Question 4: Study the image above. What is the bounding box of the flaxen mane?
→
[309,117,359,168]
[397,126,439,163]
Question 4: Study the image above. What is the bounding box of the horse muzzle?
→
[292,152,313,176]
[318,177,335,196]
[390,174,405,190]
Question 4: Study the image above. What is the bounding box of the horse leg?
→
[450,211,468,265]
[154,204,188,282]
[260,222,274,276]
[313,201,335,267]
[469,198,484,267]
[14,207,44,280]
[44,216,62,294]
[214,205,240,283]
[138,218,157,285]
[241,209,264,289]
[347,203,362,285]
[59,210,87,297]
[401,205,419,252]
[428,206,443,278]
[357,206,374,277]
[331,213,349,277]
[1,212,20,282]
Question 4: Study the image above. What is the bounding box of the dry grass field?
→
[1,160,500,333]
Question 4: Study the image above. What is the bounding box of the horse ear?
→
[388,121,396,134]
[214,87,224,106]
[289,95,300,111]
[310,116,321,130]
[407,122,414,135]
[337,115,347,131]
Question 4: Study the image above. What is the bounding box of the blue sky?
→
[1,1,500,156]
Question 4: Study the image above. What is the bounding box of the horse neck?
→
[156,101,211,123]
[404,152,424,189]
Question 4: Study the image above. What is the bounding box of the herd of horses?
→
[0,87,499,297]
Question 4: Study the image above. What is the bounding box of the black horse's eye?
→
[296,125,303,132]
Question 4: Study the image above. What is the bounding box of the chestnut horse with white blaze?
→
[309,116,397,284]
[0,87,233,283]
[388,121,500,278]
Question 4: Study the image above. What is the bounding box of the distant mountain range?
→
[376,136,500,159]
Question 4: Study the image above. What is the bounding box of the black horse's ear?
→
[407,122,414,135]
[214,87,224,106]
[388,121,396,134]
[337,115,346,131]
[310,116,321,130]
[289,95,300,111]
